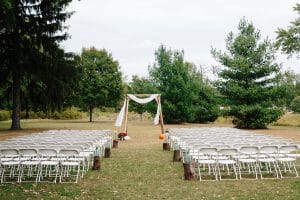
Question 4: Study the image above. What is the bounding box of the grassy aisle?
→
[0,120,300,199]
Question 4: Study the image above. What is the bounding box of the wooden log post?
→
[163,142,170,151]
[104,148,111,158]
[92,156,101,170]
[113,140,118,148]
[173,149,181,162]
[183,163,196,180]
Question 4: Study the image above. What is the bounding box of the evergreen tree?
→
[276,3,300,57]
[212,19,284,129]
[0,0,74,129]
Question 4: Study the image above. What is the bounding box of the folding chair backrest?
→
[199,148,218,155]
[279,145,298,154]
[39,149,57,157]
[66,146,84,153]
[259,146,278,154]
[59,149,79,157]
[240,146,259,155]
[219,148,238,156]
[19,149,38,157]
[0,149,19,156]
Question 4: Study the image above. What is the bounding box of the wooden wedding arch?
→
[115,94,165,135]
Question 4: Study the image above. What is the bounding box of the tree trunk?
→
[89,105,93,122]
[11,72,21,130]
[25,98,29,119]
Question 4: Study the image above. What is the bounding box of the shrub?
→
[52,107,84,120]
[290,96,300,113]
[0,110,10,121]
[20,111,47,119]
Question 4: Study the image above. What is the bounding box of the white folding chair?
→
[0,149,20,183]
[38,149,60,183]
[196,148,218,181]
[18,149,40,183]
[59,149,81,183]
[238,146,259,179]
[257,146,280,179]
[217,148,239,180]
[277,145,298,178]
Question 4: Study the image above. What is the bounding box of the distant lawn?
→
[0,118,300,199]
[273,112,300,127]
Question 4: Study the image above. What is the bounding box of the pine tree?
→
[276,4,300,57]
[212,19,284,129]
[0,0,74,129]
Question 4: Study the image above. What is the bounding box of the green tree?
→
[276,4,300,57]
[290,96,300,113]
[276,70,298,109]
[0,0,74,129]
[78,47,123,122]
[212,19,284,129]
[128,75,158,120]
[149,45,219,123]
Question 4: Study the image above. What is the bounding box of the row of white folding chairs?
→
[179,141,298,151]
[170,136,298,151]
[171,134,294,143]
[3,130,112,143]
[1,136,112,150]
[0,148,92,184]
[186,145,299,181]
[3,136,110,144]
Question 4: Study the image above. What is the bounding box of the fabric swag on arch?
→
[115,94,161,127]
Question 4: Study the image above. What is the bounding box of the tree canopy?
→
[149,45,219,123]
[276,3,300,57]
[0,0,75,129]
[77,47,123,122]
[127,76,158,120]
[212,19,284,129]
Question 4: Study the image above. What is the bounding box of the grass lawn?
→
[0,119,300,199]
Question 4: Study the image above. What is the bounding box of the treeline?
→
[1,1,300,129]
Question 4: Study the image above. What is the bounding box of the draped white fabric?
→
[154,97,161,125]
[114,94,161,127]
[127,94,158,104]
[114,98,127,127]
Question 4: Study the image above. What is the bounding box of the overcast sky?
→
[62,0,300,80]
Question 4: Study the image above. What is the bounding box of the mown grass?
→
[273,113,300,127]
[0,117,300,199]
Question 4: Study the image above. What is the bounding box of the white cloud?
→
[63,0,300,78]
[137,40,159,49]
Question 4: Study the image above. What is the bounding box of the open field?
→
[0,119,300,199]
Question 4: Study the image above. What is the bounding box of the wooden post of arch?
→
[121,94,165,136]
[157,95,165,135]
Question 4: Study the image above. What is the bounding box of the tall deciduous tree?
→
[78,47,123,122]
[212,19,284,129]
[0,0,74,129]
[276,3,300,57]
[149,45,219,123]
